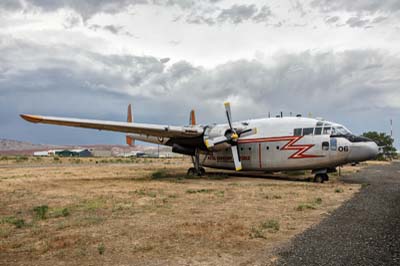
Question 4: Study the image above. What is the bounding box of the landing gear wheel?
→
[187,168,196,176]
[313,174,324,183]
[199,167,206,176]
[322,174,329,182]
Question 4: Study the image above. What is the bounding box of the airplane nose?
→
[348,141,379,162]
[365,141,379,160]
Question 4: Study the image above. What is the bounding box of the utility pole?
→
[390,119,393,138]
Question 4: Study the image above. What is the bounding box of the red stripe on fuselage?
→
[238,136,323,159]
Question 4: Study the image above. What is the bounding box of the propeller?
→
[205,102,257,171]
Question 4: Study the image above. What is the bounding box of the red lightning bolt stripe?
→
[238,136,323,159]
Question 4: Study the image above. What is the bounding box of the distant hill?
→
[0,139,59,151]
[0,139,170,156]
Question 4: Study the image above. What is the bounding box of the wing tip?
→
[20,114,43,123]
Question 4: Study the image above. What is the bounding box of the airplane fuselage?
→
[128,116,379,172]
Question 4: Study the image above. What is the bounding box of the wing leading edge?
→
[20,114,203,139]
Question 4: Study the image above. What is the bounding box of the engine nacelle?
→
[203,125,231,151]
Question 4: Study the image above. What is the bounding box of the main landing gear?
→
[312,169,330,183]
[187,149,206,176]
[313,173,329,183]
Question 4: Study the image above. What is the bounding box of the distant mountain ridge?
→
[0,139,59,151]
[0,139,170,155]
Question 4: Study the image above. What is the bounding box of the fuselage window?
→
[276,146,280,150]
[266,146,269,150]
[330,138,337,151]
[323,127,331,135]
[302,128,314,136]
[314,127,322,135]
[240,147,243,151]
[294,128,302,136]
[249,147,251,151]
[322,141,329,151]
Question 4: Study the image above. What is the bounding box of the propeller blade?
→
[238,128,257,137]
[224,102,233,130]
[205,135,229,149]
[231,145,242,171]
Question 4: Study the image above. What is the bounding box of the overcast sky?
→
[1,0,399,147]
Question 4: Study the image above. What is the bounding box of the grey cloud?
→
[290,0,307,17]
[89,24,125,35]
[311,0,400,14]
[346,17,370,28]
[1,36,400,144]
[325,16,339,24]
[186,4,272,25]
[252,6,272,23]
[372,16,388,23]
[0,0,222,20]
[217,4,258,24]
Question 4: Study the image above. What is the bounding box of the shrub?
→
[249,227,266,239]
[186,189,214,194]
[296,203,316,211]
[261,219,280,232]
[314,198,322,204]
[52,208,70,218]
[335,188,344,193]
[33,205,49,219]
[151,170,167,179]
[97,243,105,255]
[1,216,25,228]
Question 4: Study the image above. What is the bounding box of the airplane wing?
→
[20,114,203,138]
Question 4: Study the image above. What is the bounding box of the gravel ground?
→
[277,162,400,266]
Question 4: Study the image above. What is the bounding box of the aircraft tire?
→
[199,167,206,176]
[314,174,324,183]
[323,174,329,181]
[187,168,196,176]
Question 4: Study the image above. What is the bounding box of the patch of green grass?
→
[249,226,266,239]
[314,197,322,204]
[335,188,344,193]
[151,170,167,179]
[214,190,225,197]
[296,203,316,211]
[186,189,214,194]
[131,189,157,198]
[361,183,370,189]
[1,216,26,228]
[80,198,106,211]
[75,216,105,226]
[33,205,49,220]
[97,243,105,255]
[260,219,280,232]
[51,207,70,218]
[15,156,29,163]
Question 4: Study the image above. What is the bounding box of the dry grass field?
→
[0,156,362,266]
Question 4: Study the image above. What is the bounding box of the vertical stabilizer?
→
[189,109,196,126]
[126,104,135,146]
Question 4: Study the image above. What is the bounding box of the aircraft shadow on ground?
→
[205,171,313,183]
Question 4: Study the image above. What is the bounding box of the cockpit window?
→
[323,127,331,135]
[314,127,322,135]
[316,121,323,127]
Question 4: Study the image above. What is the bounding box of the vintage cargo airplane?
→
[21,102,379,182]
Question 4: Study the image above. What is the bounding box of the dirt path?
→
[277,161,400,266]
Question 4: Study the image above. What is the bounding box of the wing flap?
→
[20,114,203,138]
